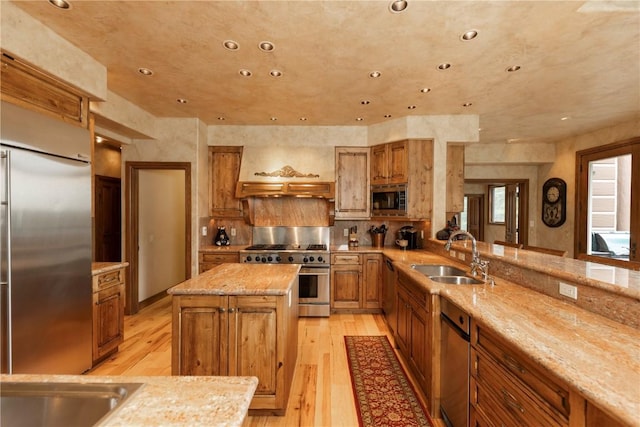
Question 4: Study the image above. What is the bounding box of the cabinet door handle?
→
[501,388,524,414]
[228,307,236,313]
[502,353,526,374]
[218,307,226,313]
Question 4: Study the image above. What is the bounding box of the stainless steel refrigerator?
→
[1,101,92,374]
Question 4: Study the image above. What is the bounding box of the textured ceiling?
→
[10,0,640,144]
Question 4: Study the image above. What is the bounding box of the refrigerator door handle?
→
[1,149,10,286]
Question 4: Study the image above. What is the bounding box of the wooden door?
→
[371,144,388,185]
[209,146,243,218]
[388,140,408,184]
[335,147,370,219]
[331,266,361,309]
[466,194,484,241]
[363,254,382,309]
[95,175,121,262]
[92,283,124,361]
[504,184,519,243]
[229,296,278,396]
[395,287,411,355]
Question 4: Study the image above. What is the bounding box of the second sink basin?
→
[0,381,143,427]
[411,264,467,277]
[429,275,484,285]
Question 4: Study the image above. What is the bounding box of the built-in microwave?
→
[371,184,407,216]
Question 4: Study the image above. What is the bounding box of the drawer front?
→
[331,253,362,265]
[93,269,124,292]
[475,326,569,417]
[199,253,239,263]
[472,348,568,427]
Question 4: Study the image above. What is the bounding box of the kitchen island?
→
[167,263,300,415]
[1,374,257,426]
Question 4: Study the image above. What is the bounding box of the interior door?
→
[465,194,484,241]
[505,184,519,243]
[95,175,121,262]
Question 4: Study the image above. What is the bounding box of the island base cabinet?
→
[92,267,126,366]
[172,293,297,415]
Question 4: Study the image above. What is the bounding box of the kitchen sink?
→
[411,264,467,277]
[0,381,144,426]
[429,276,484,285]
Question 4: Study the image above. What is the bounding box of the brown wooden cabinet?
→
[371,140,408,185]
[92,267,125,365]
[585,402,625,427]
[209,146,243,218]
[370,139,433,220]
[335,147,370,219]
[446,144,465,213]
[198,251,239,273]
[470,322,570,427]
[172,290,297,414]
[1,53,89,127]
[395,269,432,401]
[331,253,382,312]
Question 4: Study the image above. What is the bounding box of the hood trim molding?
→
[236,181,335,199]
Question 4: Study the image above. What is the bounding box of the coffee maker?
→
[398,226,418,249]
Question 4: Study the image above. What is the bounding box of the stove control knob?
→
[267,256,273,262]
[309,256,315,262]
[276,256,282,262]
[317,256,323,262]
[246,256,252,262]
[288,256,294,262]
[303,257,309,263]
[261,257,267,263]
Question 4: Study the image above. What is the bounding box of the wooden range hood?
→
[235,181,336,226]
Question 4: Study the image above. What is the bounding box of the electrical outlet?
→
[457,252,466,261]
[449,250,456,258]
[343,228,349,237]
[559,282,578,299]
[230,227,236,236]
[201,226,207,236]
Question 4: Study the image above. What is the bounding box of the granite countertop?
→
[381,249,640,426]
[92,262,129,276]
[0,374,257,427]
[167,263,300,296]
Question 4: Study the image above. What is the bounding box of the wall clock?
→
[542,178,566,227]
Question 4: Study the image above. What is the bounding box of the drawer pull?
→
[502,353,526,374]
[501,388,524,414]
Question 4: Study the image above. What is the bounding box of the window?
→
[576,138,639,267]
[489,185,505,224]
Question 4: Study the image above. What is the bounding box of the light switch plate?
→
[230,227,236,236]
[201,226,207,236]
[559,282,578,299]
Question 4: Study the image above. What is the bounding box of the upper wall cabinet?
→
[371,140,408,185]
[1,52,89,128]
[446,145,465,213]
[209,146,243,218]
[371,139,433,220]
[335,147,370,219]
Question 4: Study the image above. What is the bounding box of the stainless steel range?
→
[240,227,330,317]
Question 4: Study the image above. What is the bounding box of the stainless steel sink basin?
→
[411,264,467,277]
[0,381,143,426]
[429,275,484,285]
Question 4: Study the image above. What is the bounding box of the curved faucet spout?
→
[445,230,477,255]
[445,230,488,278]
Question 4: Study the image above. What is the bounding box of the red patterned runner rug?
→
[344,335,434,427]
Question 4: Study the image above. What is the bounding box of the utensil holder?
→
[372,233,385,248]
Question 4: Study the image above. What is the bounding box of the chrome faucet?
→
[445,230,489,279]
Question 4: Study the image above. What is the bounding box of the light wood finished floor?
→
[89,296,431,426]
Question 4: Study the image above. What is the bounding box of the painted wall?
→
[94,143,121,178]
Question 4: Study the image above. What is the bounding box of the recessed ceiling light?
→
[217,117,225,121]
[506,65,521,72]
[389,0,408,13]
[463,102,473,107]
[299,117,307,121]
[460,30,478,41]
[270,117,278,121]
[223,40,239,50]
[356,117,364,121]
[420,88,431,93]
[369,71,382,78]
[95,136,104,144]
[507,138,520,143]
[361,100,371,105]
[437,63,451,70]
[49,0,71,9]
[239,69,252,77]
[407,105,416,109]
[177,98,188,104]
[259,41,275,52]
[561,116,571,121]
[384,114,392,118]
[270,70,282,77]
[138,67,154,76]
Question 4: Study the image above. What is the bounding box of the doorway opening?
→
[125,162,191,315]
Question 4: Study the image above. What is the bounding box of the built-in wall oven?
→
[239,227,331,317]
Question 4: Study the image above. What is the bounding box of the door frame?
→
[125,161,192,315]
[465,179,529,245]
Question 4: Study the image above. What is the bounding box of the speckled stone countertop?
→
[167,263,300,296]
[91,261,129,275]
[379,248,640,426]
[0,374,258,426]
